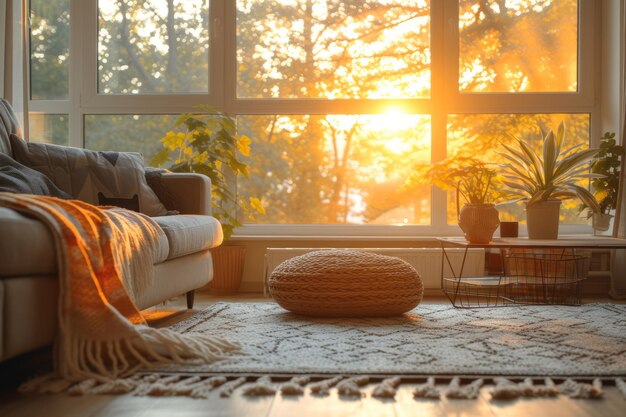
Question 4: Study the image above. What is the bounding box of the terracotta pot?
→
[526,200,561,239]
[209,246,246,295]
[458,203,500,244]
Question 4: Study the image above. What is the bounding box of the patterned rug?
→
[165,302,626,378]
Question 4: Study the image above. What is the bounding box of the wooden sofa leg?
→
[186,290,195,309]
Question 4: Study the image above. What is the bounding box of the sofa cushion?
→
[9,134,167,217]
[153,215,223,260]
[0,207,170,277]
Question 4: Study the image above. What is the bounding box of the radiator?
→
[264,248,485,293]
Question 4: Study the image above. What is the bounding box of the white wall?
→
[7,0,25,127]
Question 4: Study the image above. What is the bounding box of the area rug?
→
[162,302,626,378]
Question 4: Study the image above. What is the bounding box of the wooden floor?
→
[0,293,624,417]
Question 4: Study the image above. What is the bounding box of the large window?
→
[26,0,597,236]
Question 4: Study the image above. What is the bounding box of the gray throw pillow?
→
[0,153,72,199]
[9,134,167,216]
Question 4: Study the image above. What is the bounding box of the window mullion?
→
[210,0,225,108]
[222,0,237,113]
[69,0,84,148]
[429,0,456,230]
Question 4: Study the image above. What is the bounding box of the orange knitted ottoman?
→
[268,250,423,317]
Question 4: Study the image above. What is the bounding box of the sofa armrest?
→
[158,173,212,216]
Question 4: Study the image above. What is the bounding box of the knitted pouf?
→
[268,250,423,317]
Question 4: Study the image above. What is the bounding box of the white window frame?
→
[25,0,600,238]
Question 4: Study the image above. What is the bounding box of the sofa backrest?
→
[0,99,21,157]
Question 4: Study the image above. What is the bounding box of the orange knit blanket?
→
[0,193,237,386]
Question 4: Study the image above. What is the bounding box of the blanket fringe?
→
[56,331,239,385]
[18,373,74,394]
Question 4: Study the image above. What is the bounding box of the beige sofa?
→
[0,99,222,362]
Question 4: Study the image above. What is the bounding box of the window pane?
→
[237,1,431,99]
[28,113,69,145]
[98,0,209,94]
[84,115,177,159]
[29,0,70,100]
[459,0,578,92]
[447,114,591,225]
[238,114,431,225]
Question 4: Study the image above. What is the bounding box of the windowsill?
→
[228,235,447,242]
[228,224,596,242]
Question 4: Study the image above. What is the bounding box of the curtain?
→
[0,0,6,98]
[610,1,626,299]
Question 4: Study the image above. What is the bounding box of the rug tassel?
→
[372,377,402,398]
[189,376,228,398]
[242,376,276,396]
[616,379,626,399]
[491,378,558,400]
[559,378,603,399]
[133,375,183,396]
[280,376,311,396]
[219,377,247,398]
[309,376,343,396]
[446,377,483,399]
[413,377,440,399]
[336,376,369,397]
[68,376,138,396]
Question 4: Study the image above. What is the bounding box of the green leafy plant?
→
[152,106,264,238]
[403,156,503,217]
[584,132,624,216]
[498,121,601,211]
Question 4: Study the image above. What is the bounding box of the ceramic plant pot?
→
[458,203,500,244]
[592,212,612,232]
[526,200,561,239]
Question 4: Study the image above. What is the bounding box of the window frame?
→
[26,0,600,238]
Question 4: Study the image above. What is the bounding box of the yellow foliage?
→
[237,134,251,156]
[162,131,187,150]
[249,197,265,215]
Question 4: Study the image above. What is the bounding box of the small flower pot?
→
[592,213,612,232]
[458,203,500,244]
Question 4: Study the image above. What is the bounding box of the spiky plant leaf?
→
[542,130,557,184]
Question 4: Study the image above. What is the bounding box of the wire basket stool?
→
[443,248,591,308]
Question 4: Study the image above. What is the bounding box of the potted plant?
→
[152,106,265,294]
[404,156,502,243]
[580,132,624,232]
[498,121,600,239]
